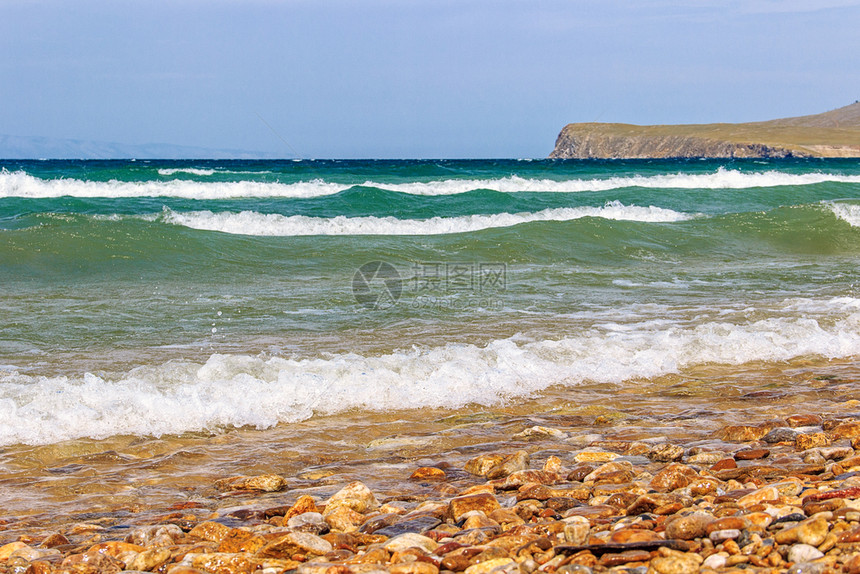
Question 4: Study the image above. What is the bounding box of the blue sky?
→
[1,0,859,158]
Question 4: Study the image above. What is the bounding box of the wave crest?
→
[826,201,860,227]
[160,201,694,236]
[4,168,860,198]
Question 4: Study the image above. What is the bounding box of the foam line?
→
[3,168,860,198]
[160,201,694,236]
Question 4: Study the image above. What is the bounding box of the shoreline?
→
[2,361,860,573]
[549,102,860,159]
[2,358,859,517]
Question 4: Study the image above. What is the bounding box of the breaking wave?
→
[2,295,859,445]
[3,167,860,199]
[159,201,695,236]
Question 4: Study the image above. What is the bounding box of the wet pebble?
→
[763,427,798,443]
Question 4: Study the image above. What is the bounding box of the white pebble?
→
[788,544,824,564]
[709,528,741,542]
[702,554,727,569]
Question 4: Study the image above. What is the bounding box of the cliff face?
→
[549,102,860,159]
[549,129,798,159]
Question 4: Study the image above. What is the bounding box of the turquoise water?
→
[2,158,860,446]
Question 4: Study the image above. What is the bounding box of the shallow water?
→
[1,356,858,536]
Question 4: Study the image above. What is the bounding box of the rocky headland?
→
[549,102,860,159]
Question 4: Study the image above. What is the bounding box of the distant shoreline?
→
[550,102,860,159]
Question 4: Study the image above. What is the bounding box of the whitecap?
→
[159,201,695,236]
[4,167,860,199]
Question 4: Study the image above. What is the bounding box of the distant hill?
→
[549,102,860,159]
[0,134,278,160]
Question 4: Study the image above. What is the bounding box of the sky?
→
[1,0,859,159]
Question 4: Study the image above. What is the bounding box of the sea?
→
[1,158,860,526]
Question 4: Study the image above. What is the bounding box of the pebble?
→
[287,511,328,534]
[383,532,438,553]
[745,511,774,528]
[734,448,770,460]
[486,450,529,479]
[796,433,831,450]
[544,455,563,473]
[719,424,771,442]
[38,533,70,548]
[283,494,320,520]
[844,553,860,574]
[648,443,685,462]
[127,547,172,571]
[494,469,561,489]
[464,557,515,574]
[562,516,590,545]
[213,473,288,492]
[685,451,724,464]
[449,493,500,521]
[788,544,825,563]
[324,504,366,532]
[9,547,60,562]
[513,425,566,440]
[259,531,333,558]
[124,524,183,547]
[600,549,651,566]
[831,421,860,439]
[188,521,233,543]
[648,549,703,574]
[573,450,618,463]
[737,485,780,508]
[702,554,727,569]
[0,542,29,562]
[763,427,798,443]
[465,454,507,477]
[786,414,823,427]
[705,516,747,533]
[709,458,737,471]
[410,467,447,481]
[709,528,741,542]
[326,481,380,513]
[374,515,442,538]
[772,512,807,524]
[582,461,632,483]
[774,514,829,546]
[664,512,713,540]
[826,446,859,459]
[390,563,439,574]
[650,463,697,492]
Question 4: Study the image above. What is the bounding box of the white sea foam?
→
[612,278,706,289]
[160,201,694,236]
[156,168,275,177]
[0,170,346,199]
[371,168,860,195]
[2,296,859,446]
[157,168,217,176]
[4,167,860,198]
[826,201,860,227]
